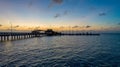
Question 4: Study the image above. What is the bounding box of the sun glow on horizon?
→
[0,0,120,33]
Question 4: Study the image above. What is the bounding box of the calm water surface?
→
[0,34,120,67]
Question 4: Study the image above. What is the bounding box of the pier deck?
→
[0,31,100,42]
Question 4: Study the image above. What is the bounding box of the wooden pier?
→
[0,32,43,42]
[0,29,100,42]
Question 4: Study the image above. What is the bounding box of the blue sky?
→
[0,0,120,32]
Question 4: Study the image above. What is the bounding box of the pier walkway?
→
[0,29,100,42]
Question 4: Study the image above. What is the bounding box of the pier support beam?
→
[1,36,3,42]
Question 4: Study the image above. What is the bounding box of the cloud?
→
[49,0,63,8]
[0,24,2,27]
[14,25,19,28]
[54,11,69,18]
[28,0,34,8]
[90,7,96,11]
[72,25,80,28]
[64,11,69,15]
[81,16,86,18]
[86,25,91,28]
[118,23,120,25]
[34,26,40,30]
[99,12,106,16]
[52,0,63,4]
[28,2,32,8]
[59,26,65,28]
[54,13,61,18]
[28,27,32,29]
[71,25,92,29]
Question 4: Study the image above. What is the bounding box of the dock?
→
[0,29,100,42]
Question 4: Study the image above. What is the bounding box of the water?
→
[0,34,120,67]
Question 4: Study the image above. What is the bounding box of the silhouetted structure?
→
[0,32,35,42]
[45,29,61,36]
[0,29,100,42]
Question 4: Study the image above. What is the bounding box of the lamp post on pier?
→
[10,22,13,40]
[10,22,12,33]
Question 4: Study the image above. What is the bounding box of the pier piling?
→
[0,30,100,42]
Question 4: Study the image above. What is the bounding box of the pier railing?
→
[0,32,42,42]
[0,31,100,42]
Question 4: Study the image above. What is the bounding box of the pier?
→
[0,32,35,42]
[0,29,100,42]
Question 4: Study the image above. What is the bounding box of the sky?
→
[0,0,120,32]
